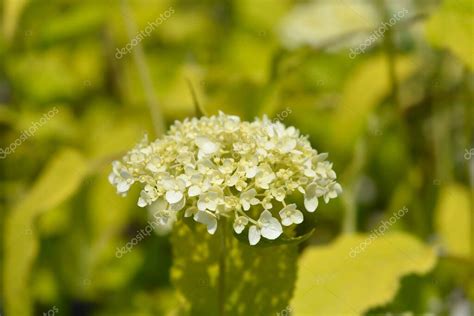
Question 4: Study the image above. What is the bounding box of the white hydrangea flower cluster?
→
[109,112,342,245]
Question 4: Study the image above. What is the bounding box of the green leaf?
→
[233,227,315,247]
[425,0,474,70]
[435,183,471,259]
[171,220,297,315]
[3,148,88,316]
[291,232,437,315]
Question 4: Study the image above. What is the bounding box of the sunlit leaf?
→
[435,183,471,258]
[82,105,145,160]
[3,148,88,316]
[85,170,143,292]
[291,232,437,315]
[235,0,292,31]
[425,0,474,70]
[38,3,106,44]
[8,45,104,102]
[221,31,276,83]
[331,55,415,151]
[171,220,297,315]
[3,0,29,41]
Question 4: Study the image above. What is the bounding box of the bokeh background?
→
[0,0,472,315]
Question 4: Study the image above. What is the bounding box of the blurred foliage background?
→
[0,0,472,315]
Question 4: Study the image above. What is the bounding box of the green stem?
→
[341,140,366,233]
[342,190,356,233]
[120,0,166,136]
[218,218,227,316]
[185,78,206,117]
[378,0,401,112]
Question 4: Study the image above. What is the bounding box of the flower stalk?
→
[218,218,227,316]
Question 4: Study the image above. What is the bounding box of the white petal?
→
[234,224,244,234]
[193,211,217,235]
[304,183,319,212]
[207,219,217,234]
[188,185,201,197]
[279,208,288,220]
[184,206,198,218]
[248,225,261,245]
[108,172,116,184]
[137,197,147,208]
[283,204,297,213]
[162,179,175,190]
[328,190,338,199]
[292,210,304,224]
[281,217,292,226]
[250,198,260,205]
[166,190,183,204]
[146,162,159,172]
[233,216,249,234]
[153,198,168,211]
[246,166,258,178]
[306,183,317,197]
[261,218,283,240]
[304,169,316,177]
[176,179,187,190]
[117,181,131,193]
[243,188,256,198]
[197,199,207,211]
[196,136,218,155]
[281,139,296,153]
[259,210,273,222]
[169,197,185,211]
[304,195,318,212]
[207,199,218,211]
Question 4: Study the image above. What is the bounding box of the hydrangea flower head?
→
[109,112,342,245]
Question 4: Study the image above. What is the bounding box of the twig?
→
[186,78,206,117]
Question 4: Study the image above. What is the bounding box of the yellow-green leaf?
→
[171,220,297,315]
[3,148,88,316]
[3,0,29,41]
[331,55,415,151]
[425,0,474,70]
[291,232,437,315]
[435,183,471,258]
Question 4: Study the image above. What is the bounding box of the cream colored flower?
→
[240,189,260,211]
[248,210,283,245]
[109,112,341,245]
[194,210,217,234]
[233,216,249,234]
[279,204,304,226]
